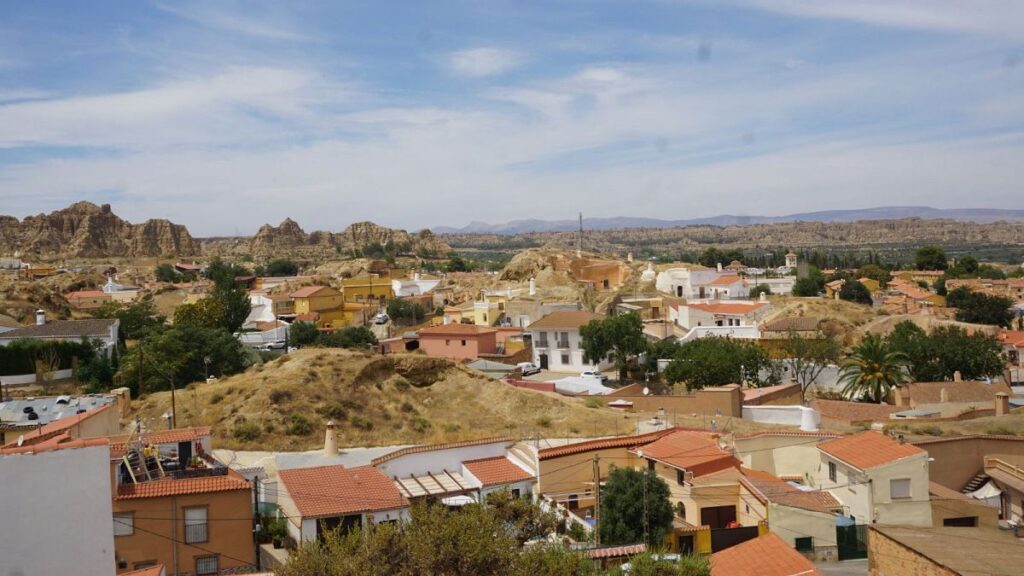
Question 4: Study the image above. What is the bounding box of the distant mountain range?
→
[434,207,1024,235]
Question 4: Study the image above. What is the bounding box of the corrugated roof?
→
[464,456,534,487]
[587,543,646,559]
[711,533,821,576]
[527,311,602,330]
[278,465,408,518]
[818,430,924,471]
[538,428,676,460]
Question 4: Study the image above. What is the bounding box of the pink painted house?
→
[418,324,498,360]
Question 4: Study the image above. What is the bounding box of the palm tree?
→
[839,334,909,403]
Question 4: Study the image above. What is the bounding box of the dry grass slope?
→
[131,348,628,451]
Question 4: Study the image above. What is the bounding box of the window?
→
[184,507,208,544]
[113,512,134,536]
[648,460,655,471]
[676,469,686,485]
[943,516,978,527]
[538,332,548,347]
[511,488,521,498]
[794,537,814,552]
[560,353,570,364]
[133,561,157,570]
[461,339,467,346]
[828,461,837,483]
[890,478,911,499]
[195,556,219,576]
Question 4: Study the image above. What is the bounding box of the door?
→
[539,354,548,370]
[700,506,737,530]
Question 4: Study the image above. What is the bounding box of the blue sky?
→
[0,1,1022,236]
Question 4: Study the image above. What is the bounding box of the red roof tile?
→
[587,543,646,559]
[739,468,842,513]
[120,565,166,576]
[635,430,738,477]
[538,429,677,460]
[116,472,250,500]
[463,456,534,487]
[419,324,498,336]
[686,302,766,315]
[278,465,409,518]
[711,533,821,576]
[818,430,925,470]
[527,311,602,330]
[809,399,900,424]
[709,275,742,286]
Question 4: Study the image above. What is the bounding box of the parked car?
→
[374,313,390,325]
[266,340,287,350]
[580,370,608,382]
[517,362,541,376]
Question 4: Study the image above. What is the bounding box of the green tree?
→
[579,313,648,381]
[446,255,472,273]
[599,466,674,547]
[203,259,251,333]
[749,284,771,298]
[885,321,1004,382]
[260,258,299,277]
[697,248,724,268]
[625,553,710,576]
[779,332,841,398]
[915,246,948,271]
[289,321,320,346]
[318,326,378,349]
[116,325,247,395]
[387,299,426,325]
[838,279,873,305]
[947,288,1014,327]
[792,277,821,297]
[957,255,979,274]
[154,263,182,282]
[172,297,226,329]
[664,337,777,390]
[857,264,890,287]
[838,334,909,403]
[485,489,558,545]
[92,298,165,341]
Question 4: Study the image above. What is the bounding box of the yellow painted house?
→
[341,276,394,304]
[290,285,367,329]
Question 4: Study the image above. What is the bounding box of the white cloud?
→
[154,1,313,42]
[723,0,1024,39]
[446,48,527,77]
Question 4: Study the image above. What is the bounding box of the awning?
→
[394,470,473,499]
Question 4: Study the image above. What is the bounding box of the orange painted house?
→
[418,324,498,360]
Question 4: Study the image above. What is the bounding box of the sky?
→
[0,0,1022,236]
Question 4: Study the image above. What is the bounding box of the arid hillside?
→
[131,349,629,451]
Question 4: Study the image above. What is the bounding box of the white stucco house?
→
[0,314,119,357]
[392,273,442,297]
[670,300,771,333]
[526,311,614,374]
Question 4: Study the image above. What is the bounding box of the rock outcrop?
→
[0,202,200,259]
[206,218,451,260]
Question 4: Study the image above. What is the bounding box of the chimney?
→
[529,278,536,296]
[954,370,962,382]
[759,292,767,303]
[996,393,1010,417]
[940,388,949,403]
[717,262,723,273]
[324,421,338,456]
[35,310,45,326]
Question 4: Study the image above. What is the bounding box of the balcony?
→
[185,522,208,544]
[556,340,571,349]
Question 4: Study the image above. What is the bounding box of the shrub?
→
[210,393,225,405]
[287,414,313,435]
[535,416,552,428]
[269,389,293,404]
[443,423,460,433]
[585,397,603,409]
[400,401,416,413]
[233,421,262,441]
[316,402,348,421]
[410,417,430,433]
[351,415,374,431]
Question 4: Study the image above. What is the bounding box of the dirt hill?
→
[0,201,200,259]
[131,349,627,451]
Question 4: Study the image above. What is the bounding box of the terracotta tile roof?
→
[538,428,677,460]
[373,437,512,465]
[278,465,409,518]
[760,317,822,333]
[818,430,924,471]
[0,318,117,340]
[739,468,842,513]
[734,431,840,440]
[998,330,1024,347]
[120,565,165,576]
[907,381,1011,405]
[634,430,737,477]
[709,275,742,286]
[743,383,800,402]
[0,436,110,455]
[463,456,534,487]
[809,399,900,424]
[711,533,821,576]
[116,471,251,500]
[686,302,766,315]
[295,312,320,322]
[290,285,336,298]
[419,324,498,336]
[586,543,646,559]
[527,311,602,330]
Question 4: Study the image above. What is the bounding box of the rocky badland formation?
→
[203,218,451,260]
[0,202,200,259]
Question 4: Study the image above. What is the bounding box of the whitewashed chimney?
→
[717,262,723,272]
[529,278,537,296]
[35,310,45,325]
[324,421,338,456]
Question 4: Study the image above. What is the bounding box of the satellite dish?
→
[642,387,650,396]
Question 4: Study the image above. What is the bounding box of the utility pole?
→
[578,212,584,256]
[593,453,601,546]
[642,466,650,545]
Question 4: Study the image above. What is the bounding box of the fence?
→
[742,405,821,431]
[836,524,868,560]
[0,368,74,387]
